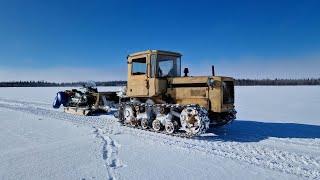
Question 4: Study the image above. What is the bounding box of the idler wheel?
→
[180,106,210,135]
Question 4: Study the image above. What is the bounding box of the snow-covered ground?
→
[0,86,319,180]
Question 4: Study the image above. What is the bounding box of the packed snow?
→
[0,86,319,180]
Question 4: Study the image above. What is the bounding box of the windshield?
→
[157,55,181,77]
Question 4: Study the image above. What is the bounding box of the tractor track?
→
[0,99,319,179]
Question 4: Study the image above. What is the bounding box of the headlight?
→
[207,78,215,87]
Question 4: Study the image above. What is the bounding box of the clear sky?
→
[0,0,319,82]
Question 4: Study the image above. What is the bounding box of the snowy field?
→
[0,86,319,180]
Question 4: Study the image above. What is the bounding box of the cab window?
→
[131,57,146,75]
[157,55,181,77]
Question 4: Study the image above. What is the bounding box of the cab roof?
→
[128,50,182,58]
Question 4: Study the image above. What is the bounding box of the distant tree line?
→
[0,79,319,87]
[235,78,320,86]
[0,80,127,87]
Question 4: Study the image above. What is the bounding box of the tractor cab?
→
[127,50,182,97]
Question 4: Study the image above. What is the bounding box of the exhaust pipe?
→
[184,68,189,77]
[212,65,215,76]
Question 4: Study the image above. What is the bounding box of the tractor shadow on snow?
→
[105,110,320,143]
[196,120,320,143]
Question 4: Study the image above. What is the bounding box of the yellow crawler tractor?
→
[118,50,236,136]
[53,50,236,137]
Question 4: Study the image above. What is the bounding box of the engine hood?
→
[168,76,234,87]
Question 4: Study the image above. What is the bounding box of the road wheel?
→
[141,118,149,129]
[152,119,162,131]
[124,105,135,125]
[165,121,175,134]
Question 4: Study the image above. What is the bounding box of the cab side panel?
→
[149,78,167,97]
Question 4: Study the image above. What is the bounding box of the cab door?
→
[127,55,149,97]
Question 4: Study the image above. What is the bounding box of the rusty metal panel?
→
[191,89,206,97]
[169,76,209,84]
[176,98,209,109]
[209,86,221,112]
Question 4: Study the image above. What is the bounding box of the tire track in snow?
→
[0,100,123,180]
[0,100,319,179]
[121,125,320,179]
[0,97,50,108]
[1,97,319,148]
[93,127,124,180]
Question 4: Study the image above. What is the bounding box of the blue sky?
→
[0,0,319,81]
